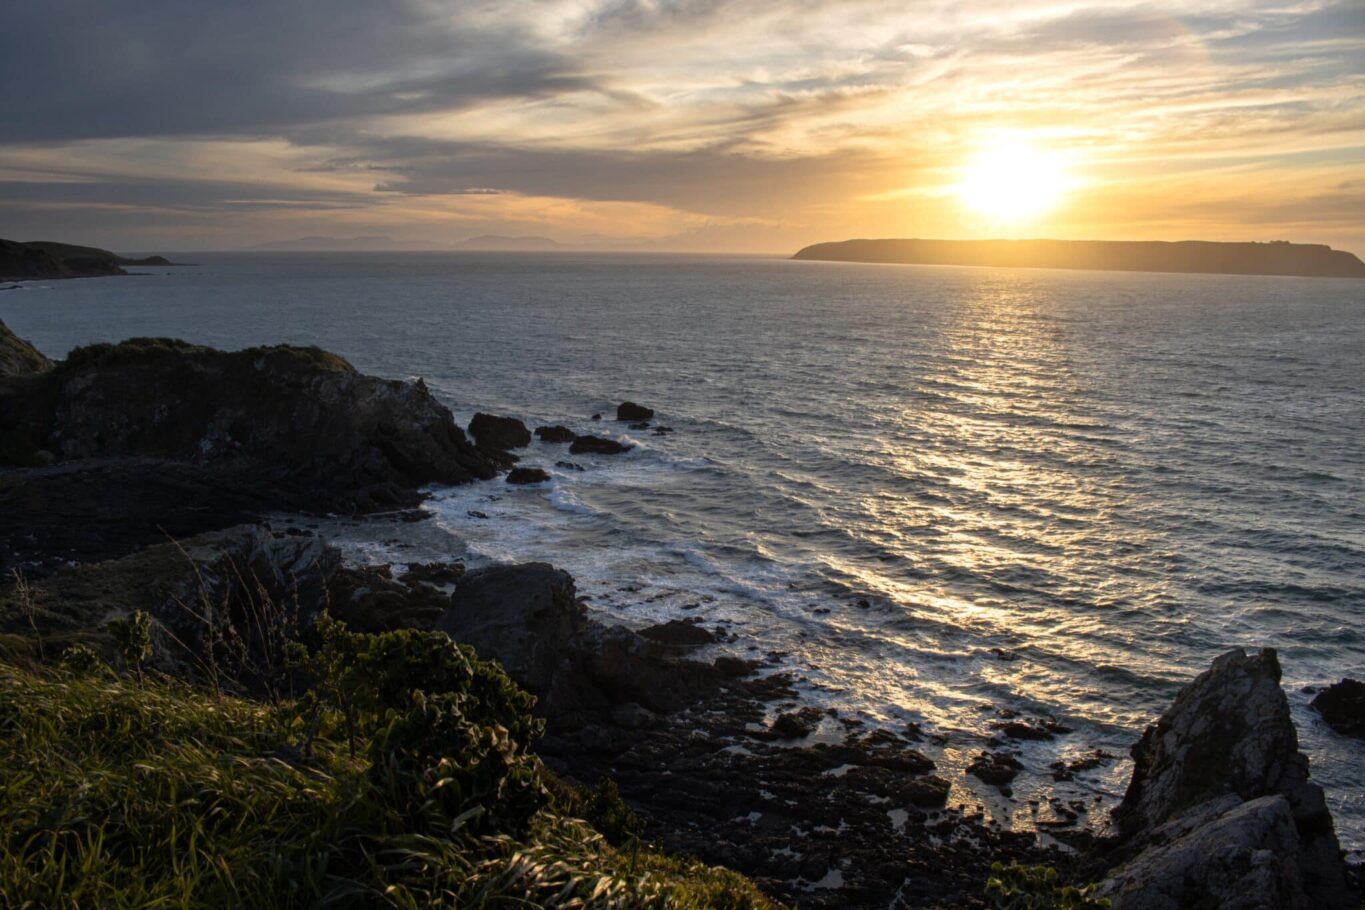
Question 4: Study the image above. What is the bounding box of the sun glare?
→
[956,142,1070,224]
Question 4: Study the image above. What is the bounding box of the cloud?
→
[0,0,1361,251]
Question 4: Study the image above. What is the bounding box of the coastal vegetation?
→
[0,613,780,909]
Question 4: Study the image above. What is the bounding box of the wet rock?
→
[967,751,1024,789]
[714,655,760,678]
[506,466,551,485]
[468,412,531,451]
[398,561,465,587]
[1050,750,1115,781]
[534,424,577,444]
[992,718,1073,741]
[466,510,489,519]
[639,619,717,648]
[616,401,654,421]
[0,339,496,511]
[569,435,632,455]
[771,707,824,739]
[1311,678,1365,739]
[590,413,602,420]
[554,460,584,471]
[1099,648,1356,909]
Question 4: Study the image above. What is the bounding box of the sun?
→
[955,141,1070,224]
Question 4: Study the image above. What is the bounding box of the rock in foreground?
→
[1099,648,1356,909]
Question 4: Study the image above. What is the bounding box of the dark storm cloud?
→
[0,0,594,142]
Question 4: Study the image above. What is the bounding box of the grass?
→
[0,621,782,910]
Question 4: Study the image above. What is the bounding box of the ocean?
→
[4,251,1362,852]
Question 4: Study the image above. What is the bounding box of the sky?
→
[1,0,1363,253]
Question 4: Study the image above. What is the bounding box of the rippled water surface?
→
[6,253,1363,849]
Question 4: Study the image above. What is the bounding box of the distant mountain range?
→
[451,235,565,251]
[791,238,1365,279]
[251,234,567,252]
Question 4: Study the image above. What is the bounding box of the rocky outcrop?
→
[468,413,531,451]
[434,563,723,726]
[0,238,169,280]
[1312,679,1365,739]
[1098,648,1356,909]
[506,466,551,484]
[0,319,51,377]
[569,435,631,455]
[0,337,496,510]
[534,425,577,443]
[616,401,654,421]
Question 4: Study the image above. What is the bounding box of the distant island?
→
[792,238,1365,279]
[452,234,565,251]
[1,238,178,281]
[252,235,404,251]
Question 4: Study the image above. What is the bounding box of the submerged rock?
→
[1311,678,1365,739]
[534,425,577,444]
[617,401,654,421]
[569,435,631,455]
[506,466,551,485]
[468,412,531,451]
[1098,648,1356,909]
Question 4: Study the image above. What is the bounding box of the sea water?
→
[5,252,1362,850]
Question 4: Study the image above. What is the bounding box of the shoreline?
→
[2,320,1360,907]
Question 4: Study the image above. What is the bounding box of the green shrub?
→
[985,862,1110,909]
[0,616,782,909]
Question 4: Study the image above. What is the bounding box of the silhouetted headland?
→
[792,238,1365,279]
[0,238,180,281]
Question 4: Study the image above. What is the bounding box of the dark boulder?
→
[434,563,722,727]
[1311,678,1365,739]
[616,401,654,421]
[1098,648,1355,910]
[506,467,551,485]
[555,460,584,472]
[967,751,1024,789]
[0,339,495,511]
[569,435,632,456]
[468,412,531,451]
[534,425,577,444]
[770,707,824,739]
[0,319,51,377]
[398,561,465,588]
[639,618,717,648]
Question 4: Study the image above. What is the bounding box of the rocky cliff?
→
[0,337,496,510]
[1098,648,1356,909]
